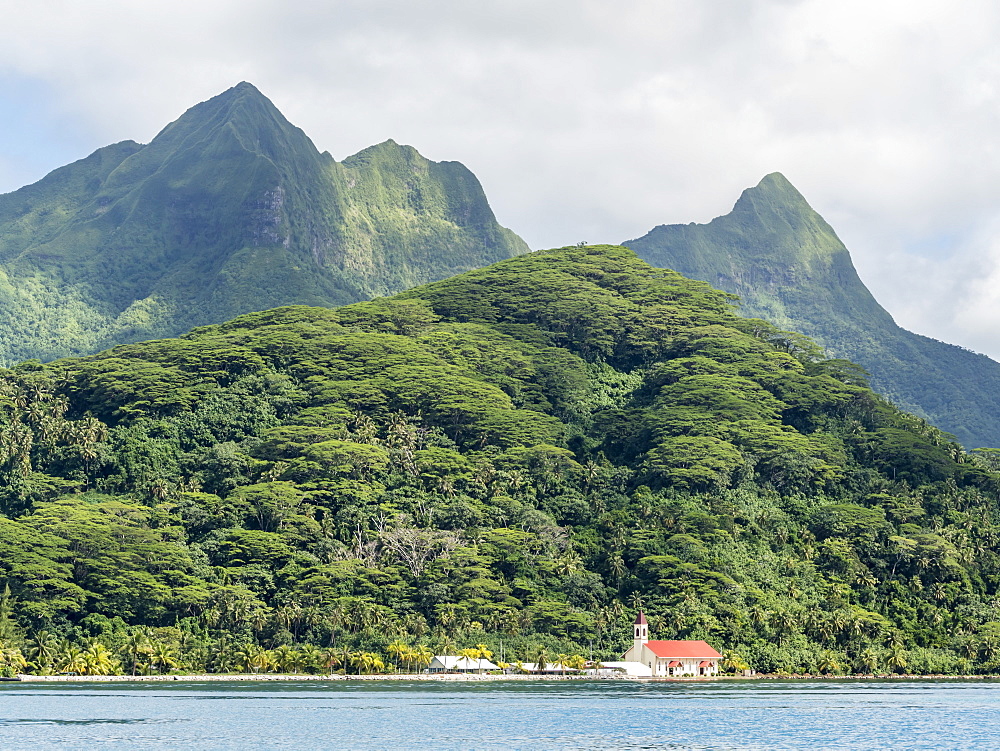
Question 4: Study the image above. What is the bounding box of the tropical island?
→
[2,245,1000,680]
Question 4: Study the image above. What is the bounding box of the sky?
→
[2,0,1000,357]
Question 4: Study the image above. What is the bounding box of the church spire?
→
[633,610,649,651]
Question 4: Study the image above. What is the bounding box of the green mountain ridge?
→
[0,82,528,364]
[2,245,999,676]
[624,173,1000,449]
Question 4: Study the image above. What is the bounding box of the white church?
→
[621,611,722,677]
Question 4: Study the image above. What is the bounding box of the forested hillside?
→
[625,173,1000,449]
[0,82,527,364]
[2,245,999,677]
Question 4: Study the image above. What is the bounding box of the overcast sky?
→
[2,0,999,358]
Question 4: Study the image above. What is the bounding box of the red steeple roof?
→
[643,640,722,660]
[634,611,648,625]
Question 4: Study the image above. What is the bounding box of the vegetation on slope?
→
[1,245,999,677]
[624,173,1000,449]
[0,82,527,365]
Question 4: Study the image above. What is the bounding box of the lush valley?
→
[624,173,1000,450]
[0,82,527,365]
[2,245,1000,677]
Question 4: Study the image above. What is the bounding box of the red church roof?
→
[644,640,722,660]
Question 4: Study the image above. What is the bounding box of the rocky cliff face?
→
[0,83,528,363]
[625,173,1000,448]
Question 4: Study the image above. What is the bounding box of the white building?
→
[593,661,653,677]
[622,611,722,677]
[428,656,500,673]
[514,662,583,674]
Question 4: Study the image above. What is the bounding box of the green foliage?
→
[0,83,528,365]
[625,172,1000,449]
[1,244,999,675]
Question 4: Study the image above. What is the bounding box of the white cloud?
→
[2,0,1000,356]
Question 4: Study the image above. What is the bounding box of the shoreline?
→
[12,673,622,683]
[11,672,1000,684]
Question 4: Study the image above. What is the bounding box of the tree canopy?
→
[1,244,998,676]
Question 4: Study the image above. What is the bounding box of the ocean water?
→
[0,678,994,750]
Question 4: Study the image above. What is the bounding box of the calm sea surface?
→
[0,678,994,750]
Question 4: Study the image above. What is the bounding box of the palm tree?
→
[272,644,298,673]
[386,641,409,674]
[298,644,323,674]
[57,643,87,675]
[322,647,342,675]
[82,641,118,676]
[122,631,151,676]
[556,653,571,675]
[817,651,841,675]
[474,643,495,674]
[857,647,880,675]
[531,645,549,673]
[236,645,261,674]
[722,652,750,675]
[25,630,59,674]
[412,645,433,673]
[887,646,908,675]
[348,651,385,675]
[0,640,27,676]
[149,642,180,674]
[457,647,482,673]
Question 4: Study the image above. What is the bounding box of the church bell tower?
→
[633,610,648,655]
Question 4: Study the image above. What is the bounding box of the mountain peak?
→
[729,172,812,225]
[123,81,320,177]
[210,81,277,115]
[623,172,893,349]
[231,80,262,94]
[623,177,1000,448]
[757,171,795,190]
[0,83,528,364]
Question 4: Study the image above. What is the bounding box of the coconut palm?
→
[412,645,433,673]
[25,630,59,674]
[321,647,343,674]
[887,646,908,674]
[122,631,152,676]
[457,647,483,673]
[386,641,409,673]
[82,641,118,676]
[348,651,384,675]
[817,651,841,675]
[0,640,27,676]
[556,653,571,675]
[857,647,880,675]
[149,642,180,674]
[272,644,298,673]
[396,646,416,674]
[298,644,323,674]
[722,652,750,674]
[236,645,262,674]
[531,646,549,672]
[57,643,87,675]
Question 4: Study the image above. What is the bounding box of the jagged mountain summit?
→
[624,173,1000,448]
[0,82,528,363]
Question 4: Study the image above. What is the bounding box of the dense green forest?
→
[625,172,1000,449]
[2,245,1000,678]
[0,82,526,365]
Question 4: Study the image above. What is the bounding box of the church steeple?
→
[633,610,649,653]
